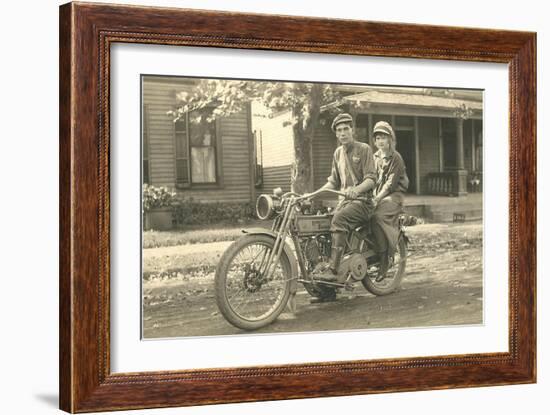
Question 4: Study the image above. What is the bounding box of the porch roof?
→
[323,87,483,118]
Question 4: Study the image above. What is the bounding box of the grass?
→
[142,221,483,281]
[143,219,269,248]
[143,218,482,249]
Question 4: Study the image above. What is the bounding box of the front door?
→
[395,130,416,194]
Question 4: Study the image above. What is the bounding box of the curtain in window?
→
[191,147,216,183]
[189,110,217,183]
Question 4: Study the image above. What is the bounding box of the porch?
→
[322,193,482,223]
[331,86,483,197]
[403,193,482,223]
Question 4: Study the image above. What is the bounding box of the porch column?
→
[471,120,476,171]
[456,118,465,169]
[438,119,444,172]
[455,118,468,196]
[414,117,421,195]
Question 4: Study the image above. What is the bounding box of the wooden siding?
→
[142,78,179,187]
[252,102,294,194]
[142,76,253,203]
[418,117,441,194]
[260,165,293,195]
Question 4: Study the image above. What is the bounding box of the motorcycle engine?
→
[303,235,331,271]
[338,254,368,281]
[303,237,367,283]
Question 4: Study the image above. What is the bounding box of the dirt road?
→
[143,223,482,338]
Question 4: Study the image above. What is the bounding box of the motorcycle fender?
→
[241,228,299,294]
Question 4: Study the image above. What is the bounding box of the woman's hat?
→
[373,121,396,140]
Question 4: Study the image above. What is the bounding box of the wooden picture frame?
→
[59,2,536,412]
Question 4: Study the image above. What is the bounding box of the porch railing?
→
[427,171,482,196]
[427,172,458,196]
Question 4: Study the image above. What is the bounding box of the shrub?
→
[172,197,255,226]
[142,184,177,213]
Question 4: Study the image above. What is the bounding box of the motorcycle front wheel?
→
[362,235,407,296]
[215,234,292,330]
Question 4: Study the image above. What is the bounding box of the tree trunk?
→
[291,126,313,193]
[290,84,322,193]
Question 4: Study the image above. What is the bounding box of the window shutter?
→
[175,117,190,186]
[142,104,150,184]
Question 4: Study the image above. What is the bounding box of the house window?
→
[441,118,457,169]
[142,104,150,184]
[175,107,219,187]
[372,114,392,125]
[395,116,414,130]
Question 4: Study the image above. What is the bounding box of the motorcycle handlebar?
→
[292,188,370,203]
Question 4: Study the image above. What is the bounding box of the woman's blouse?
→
[373,149,409,196]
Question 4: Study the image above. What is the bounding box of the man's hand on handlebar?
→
[345,187,359,199]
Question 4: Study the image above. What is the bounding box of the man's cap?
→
[373,121,395,140]
[331,113,354,131]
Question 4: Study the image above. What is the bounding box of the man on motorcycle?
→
[309,112,377,283]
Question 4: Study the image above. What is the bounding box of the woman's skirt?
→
[372,192,405,254]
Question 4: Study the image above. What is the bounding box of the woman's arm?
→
[374,152,406,203]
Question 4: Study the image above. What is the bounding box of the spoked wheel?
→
[215,234,292,330]
[362,235,407,296]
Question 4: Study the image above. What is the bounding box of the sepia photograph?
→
[51,1,538,412]
[141,75,483,338]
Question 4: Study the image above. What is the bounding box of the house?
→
[142,75,257,205]
[253,86,483,199]
[249,102,294,195]
[142,76,483,225]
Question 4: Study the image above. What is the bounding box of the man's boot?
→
[313,232,346,282]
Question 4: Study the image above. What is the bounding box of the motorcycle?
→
[214,187,414,330]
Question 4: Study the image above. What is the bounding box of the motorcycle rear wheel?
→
[362,235,407,296]
[215,234,292,330]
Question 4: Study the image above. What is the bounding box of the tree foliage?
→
[168,79,344,192]
[169,79,342,130]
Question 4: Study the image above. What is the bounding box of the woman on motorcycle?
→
[371,121,409,280]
